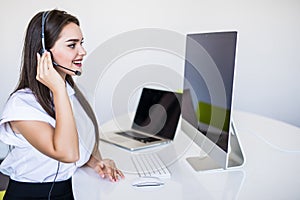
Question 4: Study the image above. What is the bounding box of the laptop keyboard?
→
[116,131,160,143]
[131,152,171,179]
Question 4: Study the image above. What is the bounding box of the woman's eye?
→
[68,44,76,48]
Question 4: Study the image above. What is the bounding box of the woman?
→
[0,9,124,199]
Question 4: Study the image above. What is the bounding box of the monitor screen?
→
[181,31,237,156]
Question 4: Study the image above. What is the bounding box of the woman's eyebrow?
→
[66,38,84,42]
[65,39,80,42]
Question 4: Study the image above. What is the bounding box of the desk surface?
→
[72,111,300,200]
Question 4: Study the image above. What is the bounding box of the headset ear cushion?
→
[38,49,53,57]
[39,48,51,56]
[38,49,58,66]
[39,48,45,56]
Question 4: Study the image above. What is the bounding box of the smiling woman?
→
[49,22,86,76]
[0,9,124,200]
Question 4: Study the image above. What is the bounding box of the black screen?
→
[181,31,237,152]
[132,88,182,140]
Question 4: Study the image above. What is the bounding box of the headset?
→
[40,11,81,76]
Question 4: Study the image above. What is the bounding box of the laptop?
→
[101,87,182,151]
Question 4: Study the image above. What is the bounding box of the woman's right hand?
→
[36,52,65,92]
[31,52,79,163]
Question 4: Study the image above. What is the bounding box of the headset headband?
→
[41,11,50,52]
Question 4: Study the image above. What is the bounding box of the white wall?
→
[1,0,299,128]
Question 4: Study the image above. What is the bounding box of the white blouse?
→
[0,84,95,182]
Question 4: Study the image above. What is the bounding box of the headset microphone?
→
[40,11,81,76]
[52,61,81,76]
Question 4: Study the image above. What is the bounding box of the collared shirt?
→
[0,84,95,182]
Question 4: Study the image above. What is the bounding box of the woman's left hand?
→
[86,156,125,182]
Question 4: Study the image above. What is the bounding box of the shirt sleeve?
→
[0,89,55,146]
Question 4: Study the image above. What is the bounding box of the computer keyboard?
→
[131,152,171,179]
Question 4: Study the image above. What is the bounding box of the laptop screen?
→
[132,88,182,140]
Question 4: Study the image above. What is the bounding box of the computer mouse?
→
[131,176,164,187]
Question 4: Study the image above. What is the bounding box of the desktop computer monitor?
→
[181,31,245,171]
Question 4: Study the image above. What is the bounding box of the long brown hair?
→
[13,9,79,119]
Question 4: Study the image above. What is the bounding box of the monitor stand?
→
[187,155,222,171]
[227,122,244,168]
[186,122,245,171]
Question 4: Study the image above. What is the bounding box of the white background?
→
[0,0,299,129]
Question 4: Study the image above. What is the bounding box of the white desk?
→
[72,111,300,200]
